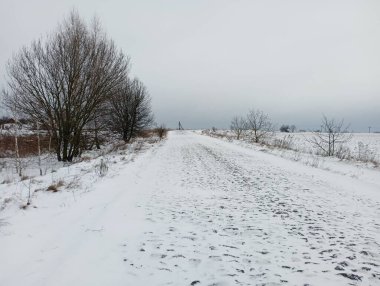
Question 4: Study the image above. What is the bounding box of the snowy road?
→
[1,131,380,286]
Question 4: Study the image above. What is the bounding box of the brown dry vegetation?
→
[137,129,159,138]
[46,180,65,192]
[0,134,53,158]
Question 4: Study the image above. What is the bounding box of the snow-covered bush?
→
[355,142,377,164]
[271,134,294,150]
[95,158,109,177]
[335,145,351,160]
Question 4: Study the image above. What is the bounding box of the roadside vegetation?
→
[0,11,168,200]
[2,11,155,163]
[203,110,379,168]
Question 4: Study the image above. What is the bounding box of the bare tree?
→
[107,78,153,142]
[308,115,352,156]
[3,11,129,161]
[230,116,247,140]
[36,121,42,176]
[246,109,273,143]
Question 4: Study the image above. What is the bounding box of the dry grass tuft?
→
[46,180,64,192]
[21,175,30,181]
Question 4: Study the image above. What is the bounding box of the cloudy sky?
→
[1,0,379,131]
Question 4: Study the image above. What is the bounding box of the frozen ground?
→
[0,131,379,286]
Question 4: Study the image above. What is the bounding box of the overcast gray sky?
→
[1,0,379,131]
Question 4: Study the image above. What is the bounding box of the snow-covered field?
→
[274,132,380,162]
[0,137,158,210]
[204,130,380,180]
[207,130,380,164]
[1,131,380,285]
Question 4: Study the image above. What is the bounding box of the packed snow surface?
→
[1,131,379,286]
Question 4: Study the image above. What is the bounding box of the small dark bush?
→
[280,125,290,132]
[155,124,167,140]
[46,180,64,192]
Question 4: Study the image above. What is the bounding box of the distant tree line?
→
[2,11,153,162]
[0,116,30,126]
[279,124,296,133]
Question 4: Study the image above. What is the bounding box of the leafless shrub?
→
[134,141,144,152]
[107,141,129,153]
[20,177,34,206]
[230,116,247,140]
[355,142,377,163]
[95,158,108,177]
[66,177,81,189]
[308,115,352,157]
[291,151,301,162]
[335,145,351,160]
[137,129,156,138]
[272,134,294,150]
[309,156,320,168]
[155,124,168,140]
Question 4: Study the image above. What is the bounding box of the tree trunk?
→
[62,138,69,162]
[94,120,100,149]
[14,132,21,176]
[37,122,42,175]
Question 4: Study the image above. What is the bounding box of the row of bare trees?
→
[230,110,352,157]
[2,11,153,162]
